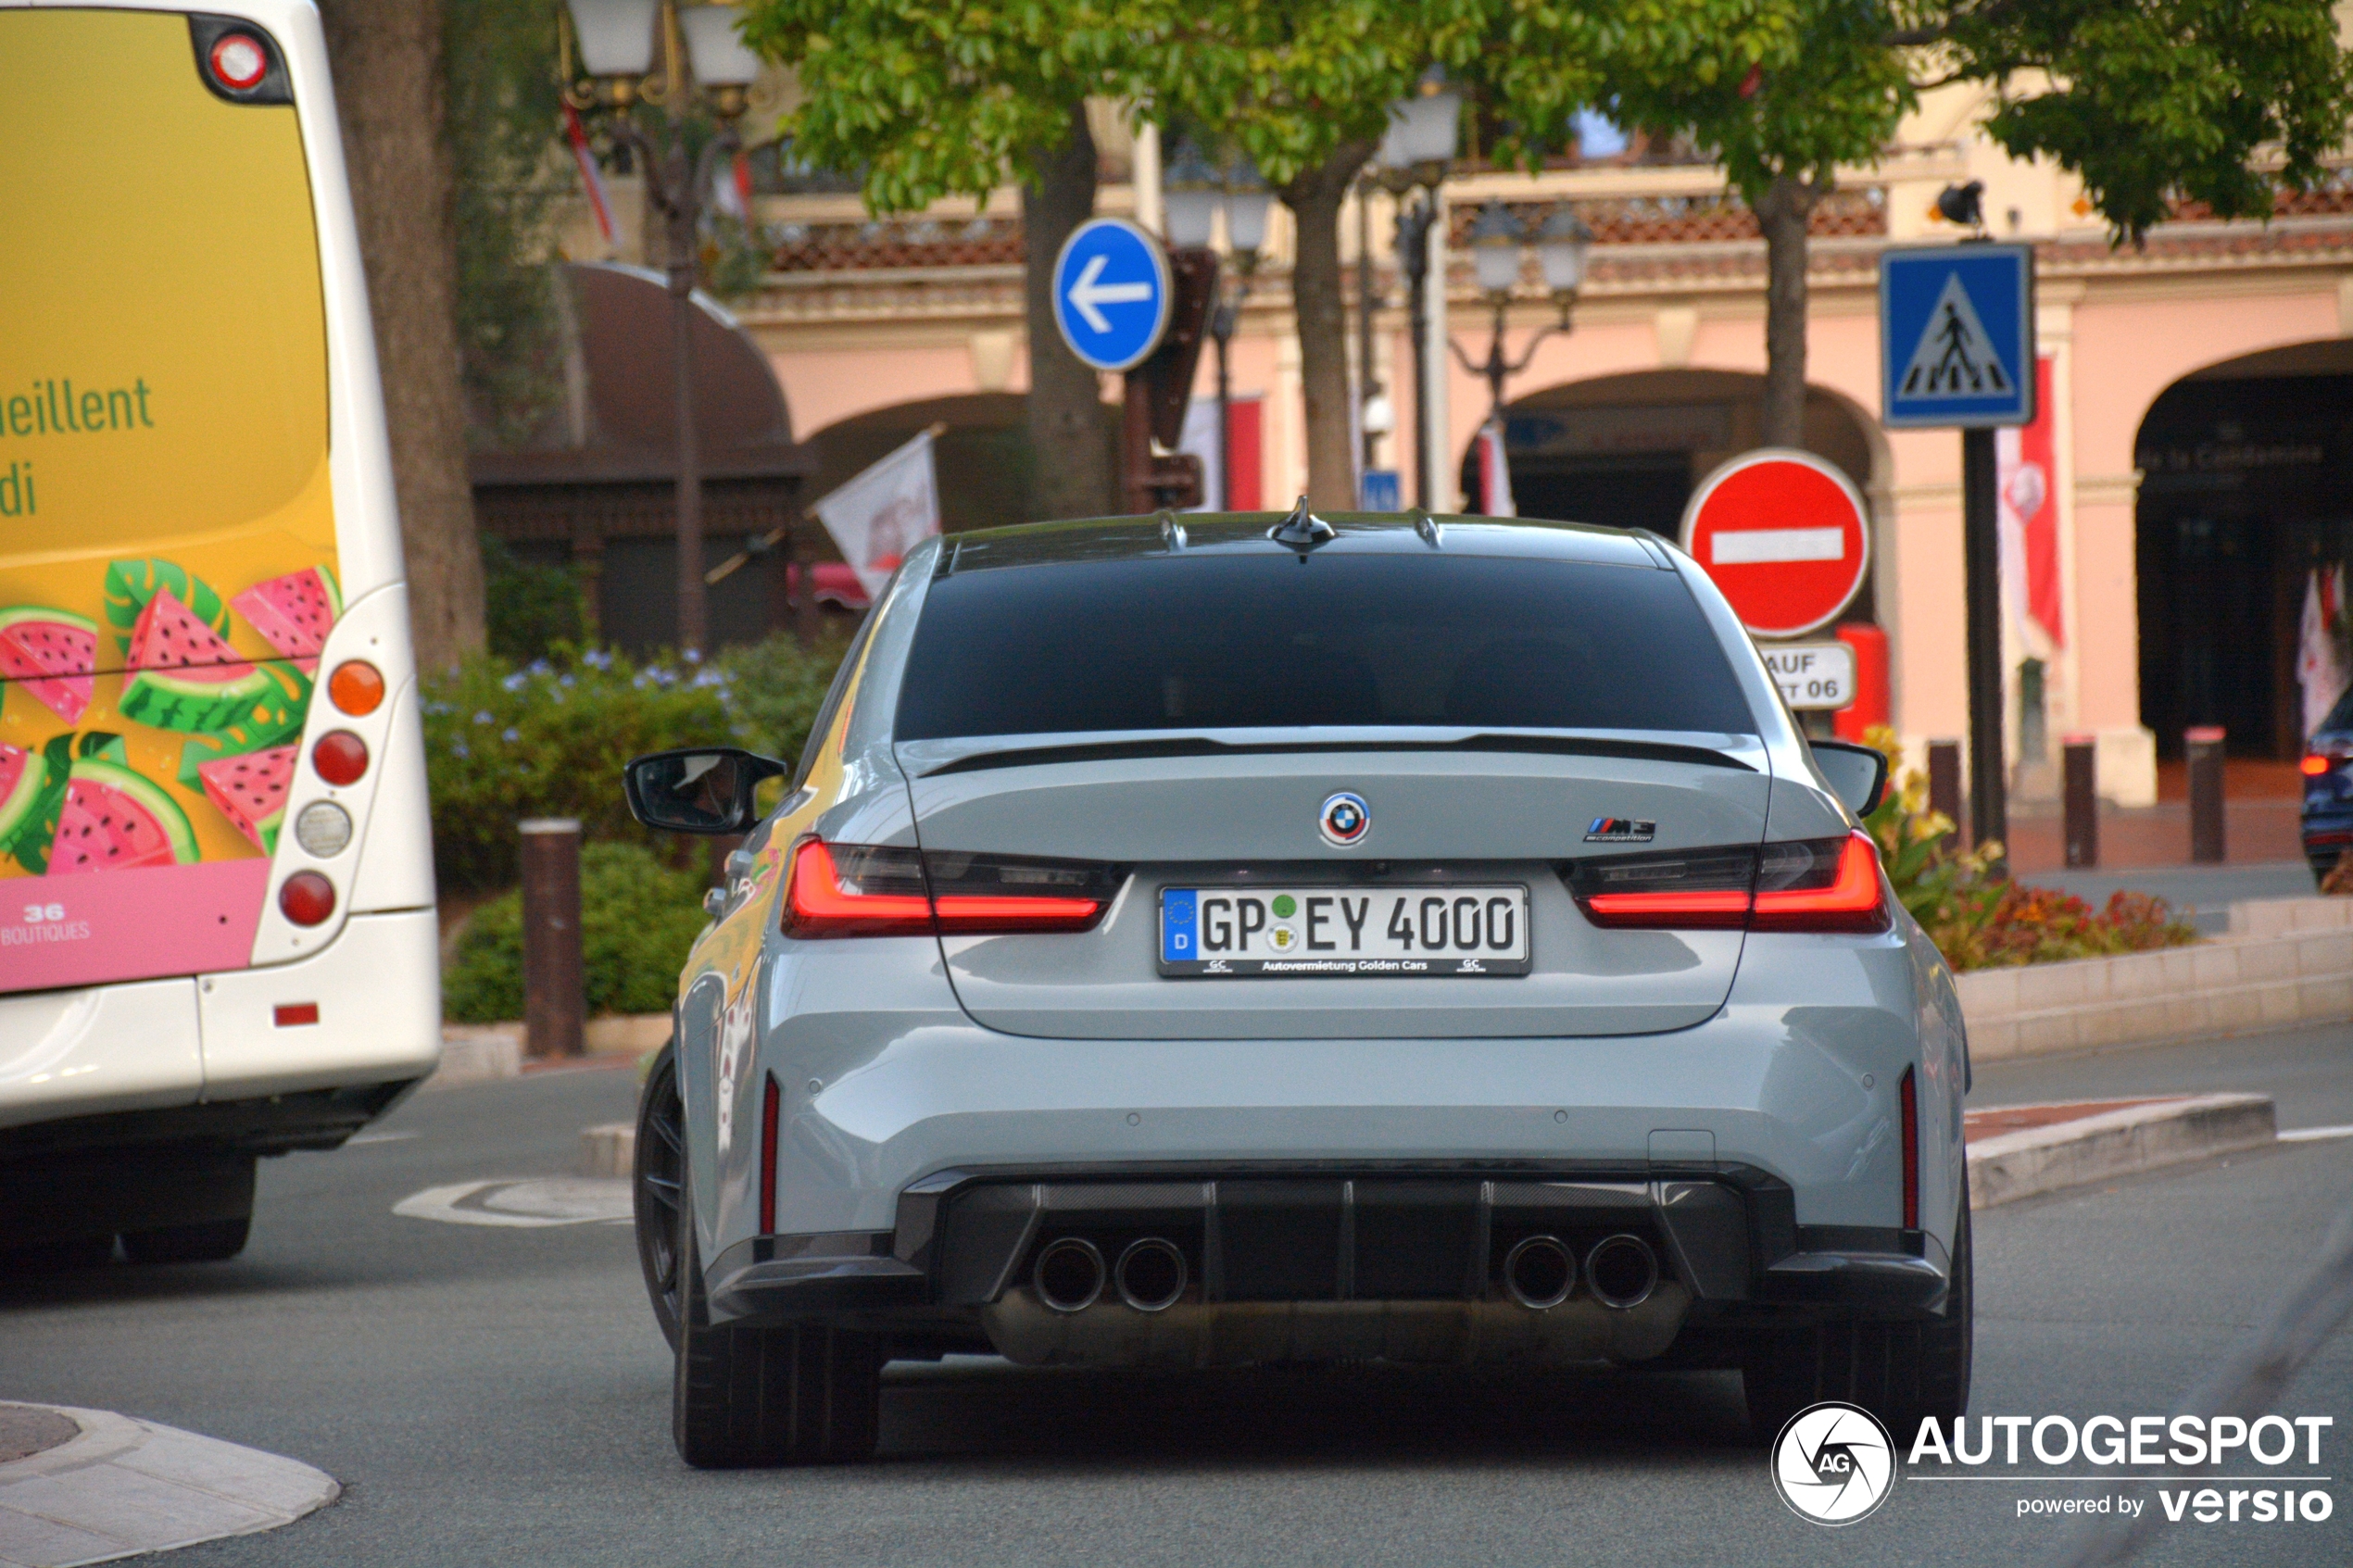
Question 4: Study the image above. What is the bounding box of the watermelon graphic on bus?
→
[198,744,294,854]
[233,566,339,671]
[0,743,51,859]
[0,606,97,724]
[120,588,289,733]
[47,758,199,872]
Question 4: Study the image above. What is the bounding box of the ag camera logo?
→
[1772,1402,1896,1525]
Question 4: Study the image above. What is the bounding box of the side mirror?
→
[623,747,787,836]
[1809,738,1890,818]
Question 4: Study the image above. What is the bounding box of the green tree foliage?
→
[444,0,570,445]
[1920,0,2353,242]
[1600,0,2352,443]
[739,0,1152,519]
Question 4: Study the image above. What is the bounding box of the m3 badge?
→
[1583,818,1655,844]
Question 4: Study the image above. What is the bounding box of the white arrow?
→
[1066,252,1152,333]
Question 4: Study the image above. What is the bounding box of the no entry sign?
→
[1680,449,1870,638]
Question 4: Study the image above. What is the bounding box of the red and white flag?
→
[1995,356,2063,649]
[563,103,616,247]
[1472,418,1515,517]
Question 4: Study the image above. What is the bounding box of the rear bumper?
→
[0,909,440,1133]
[703,1165,1949,1347]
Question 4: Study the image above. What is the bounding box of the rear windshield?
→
[895,553,1755,740]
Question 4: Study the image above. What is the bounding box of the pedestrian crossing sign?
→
[1880,243,2035,428]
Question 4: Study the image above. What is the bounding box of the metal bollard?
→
[1927,740,1964,842]
[2186,726,2227,865]
[2062,734,2098,869]
[520,818,585,1059]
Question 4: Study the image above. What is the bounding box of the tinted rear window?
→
[895,554,1755,740]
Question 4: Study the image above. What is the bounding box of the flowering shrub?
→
[441,842,711,1022]
[1857,727,2197,972]
[422,633,851,892]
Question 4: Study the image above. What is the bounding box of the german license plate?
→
[1158,886,1530,978]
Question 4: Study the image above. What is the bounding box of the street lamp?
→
[1164,144,1271,509]
[1449,198,1592,421]
[560,0,759,654]
[1375,69,1461,510]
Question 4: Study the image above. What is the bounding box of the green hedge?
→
[442,842,711,1022]
[422,633,850,892]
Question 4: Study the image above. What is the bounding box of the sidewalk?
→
[0,1406,333,1567]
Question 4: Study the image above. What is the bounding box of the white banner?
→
[812,429,941,597]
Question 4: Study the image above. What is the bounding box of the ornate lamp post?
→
[560,0,760,654]
[1164,145,1272,508]
[1373,70,1461,510]
[1451,199,1592,420]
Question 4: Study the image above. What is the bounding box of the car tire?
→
[120,1216,250,1265]
[669,1166,882,1468]
[1743,1181,1973,1447]
[634,1041,686,1349]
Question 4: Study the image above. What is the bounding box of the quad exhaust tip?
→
[1584,1234,1659,1310]
[1034,1236,1106,1313]
[1114,1237,1189,1312]
[1503,1235,1576,1310]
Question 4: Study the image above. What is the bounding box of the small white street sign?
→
[1760,641,1856,710]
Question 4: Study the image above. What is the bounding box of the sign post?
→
[1881,242,2035,859]
[1052,217,1211,511]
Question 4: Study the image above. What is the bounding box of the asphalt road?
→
[5,1037,2352,1568]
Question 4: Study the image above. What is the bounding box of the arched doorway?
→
[2133,341,2353,759]
[1466,369,1885,620]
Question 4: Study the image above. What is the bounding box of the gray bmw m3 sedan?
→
[623,508,1970,1468]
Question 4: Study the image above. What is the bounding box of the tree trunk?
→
[1753,172,1824,451]
[1022,105,1114,520]
[1281,140,1376,512]
[317,0,484,672]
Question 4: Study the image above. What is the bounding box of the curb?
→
[0,1404,335,1568]
[1957,897,2353,1062]
[1966,1093,2277,1210]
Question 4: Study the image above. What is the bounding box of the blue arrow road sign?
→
[1880,243,2035,428]
[1052,218,1173,372]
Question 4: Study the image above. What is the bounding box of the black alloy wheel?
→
[635,1041,687,1349]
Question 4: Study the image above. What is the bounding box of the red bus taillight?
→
[208,32,268,91]
[313,730,369,786]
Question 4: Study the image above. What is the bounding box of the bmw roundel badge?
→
[1319,792,1370,847]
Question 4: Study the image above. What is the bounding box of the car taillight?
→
[783,840,934,937]
[781,838,1114,938]
[2303,754,2335,777]
[924,848,1118,933]
[1571,832,1888,935]
[1750,833,1890,933]
[1572,847,1755,929]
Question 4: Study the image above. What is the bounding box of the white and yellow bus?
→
[0,0,440,1264]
